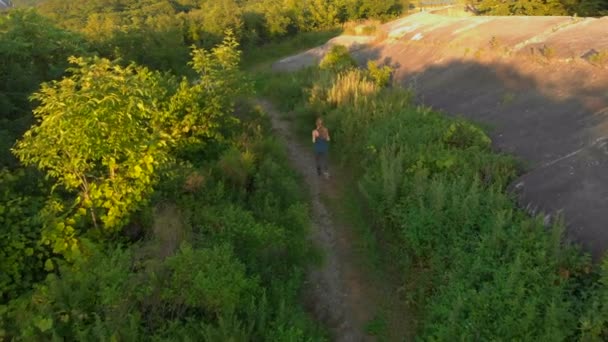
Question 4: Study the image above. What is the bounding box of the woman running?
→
[312,117,330,179]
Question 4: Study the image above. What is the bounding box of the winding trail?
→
[256,99,386,341]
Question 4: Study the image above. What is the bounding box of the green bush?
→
[579,259,608,340]
[366,61,392,87]
[1,243,260,340]
[0,168,48,303]
[319,45,357,72]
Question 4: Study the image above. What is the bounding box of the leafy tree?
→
[472,0,608,15]
[474,0,568,15]
[13,34,248,252]
[182,0,244,47]
[307,0,341,29]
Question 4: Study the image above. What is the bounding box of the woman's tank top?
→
[314,128,329,153]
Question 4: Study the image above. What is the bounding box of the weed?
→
[489,36,500,49]
[367,61,393,87]
[541,45,556,60]
[319,45,357,72]
[474,48,485,59]
[365,314,388,337]
[501,92,516,106]
[589,50,608,68]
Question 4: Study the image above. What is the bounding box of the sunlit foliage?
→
[472,0,608,15]
[13,34,246,251]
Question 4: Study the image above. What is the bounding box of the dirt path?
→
[256,99,389,341]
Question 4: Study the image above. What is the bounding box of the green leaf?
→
[44,259,54,272]
[34,317,53,332]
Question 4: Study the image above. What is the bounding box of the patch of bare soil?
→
[255,99,409,341]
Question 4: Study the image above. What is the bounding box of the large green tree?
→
[13,34,247,256]
[473,0,608,15]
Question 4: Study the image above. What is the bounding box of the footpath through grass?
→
[253,47,608,340]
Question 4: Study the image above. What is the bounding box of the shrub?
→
[589,50,608,68]
[579,259,608,340]
[1,242,260,340]
[442,121,492,150]
[319,44,357,72]
[367,60,392,87]
[0,168,48,303]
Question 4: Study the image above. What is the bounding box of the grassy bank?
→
[254,50,608,340]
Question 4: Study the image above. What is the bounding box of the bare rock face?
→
[0,0,13,10]
[273,11,608,259]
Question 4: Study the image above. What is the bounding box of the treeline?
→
[257,47,608,340]
[471,0,608,16]
[33,0,403,60]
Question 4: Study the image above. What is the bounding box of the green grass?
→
[365,313,388,337]
[243,29,341,70]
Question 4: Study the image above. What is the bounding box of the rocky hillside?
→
[0,0,12,9]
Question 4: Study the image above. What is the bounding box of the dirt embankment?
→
[272,12,608,259]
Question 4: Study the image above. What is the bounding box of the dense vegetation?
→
[256,46,608,340]
[1,35,327,339]
[0,1,406,339]
[472,0,608,16]
[2,0,608,339]
[2,1,401,338]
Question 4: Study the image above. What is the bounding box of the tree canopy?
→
[13,34,247,253]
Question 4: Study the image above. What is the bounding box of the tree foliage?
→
[0,169,48,302]
[1,103,323,341]
[13,34,247,249]
[472,0,608,15]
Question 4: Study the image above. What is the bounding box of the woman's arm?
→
[312,129,317,143]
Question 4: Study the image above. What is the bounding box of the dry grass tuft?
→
[327,69,379,106]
